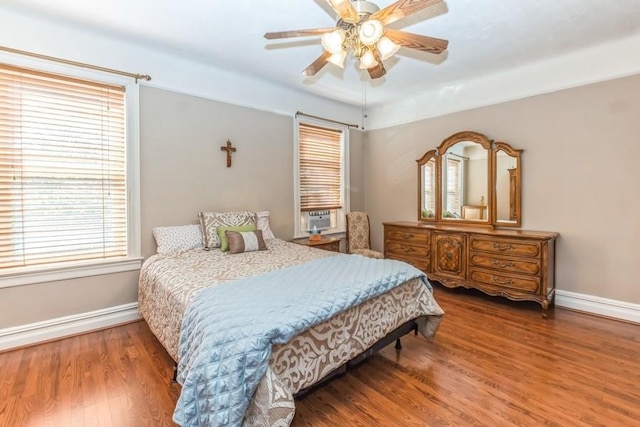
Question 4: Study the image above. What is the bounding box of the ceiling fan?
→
[264,0,448,79]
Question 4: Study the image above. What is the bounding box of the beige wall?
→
[140,86,296,258]
[0,271,139,328]
[140,87,366,257]
[0,86,366,329]
[365,74,640,303]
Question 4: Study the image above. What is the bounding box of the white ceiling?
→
[3,0,640,108]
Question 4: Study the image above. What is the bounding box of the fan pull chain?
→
[361,73,368,130]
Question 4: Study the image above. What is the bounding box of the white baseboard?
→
[0,302,141,352]
[1,292,637,353]
[555,290,640,324]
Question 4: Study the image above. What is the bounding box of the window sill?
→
[0,258,143,289]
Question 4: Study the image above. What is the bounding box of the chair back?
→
[346,212,372,253]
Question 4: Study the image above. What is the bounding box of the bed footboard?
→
[294,316,422,399]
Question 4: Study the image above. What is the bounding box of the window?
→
[294,119,349,237]
[0,62,140,283]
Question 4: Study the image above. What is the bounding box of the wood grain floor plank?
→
[1,286,639,426]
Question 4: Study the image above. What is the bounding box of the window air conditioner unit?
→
[307,210,331,231]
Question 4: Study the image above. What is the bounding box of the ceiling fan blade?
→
[264,28,336,40]
[303,51,332,76]
[325,0,360,23]
[367,62,387,79]
[384,28,448,54]
[370,0,443,25]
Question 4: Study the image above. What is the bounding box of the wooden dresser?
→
[384,221,558,317]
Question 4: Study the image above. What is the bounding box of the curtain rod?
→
[295,111,360,129]
[0,46,151,83]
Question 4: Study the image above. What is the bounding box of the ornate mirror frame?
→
[417,131,523,228]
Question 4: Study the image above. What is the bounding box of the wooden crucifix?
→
[220,139,236,168]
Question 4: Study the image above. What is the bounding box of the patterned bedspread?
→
[138,239,444,426]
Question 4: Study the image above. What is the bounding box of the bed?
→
[139,237,444,426]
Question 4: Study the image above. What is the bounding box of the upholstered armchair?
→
[345,212,384,259]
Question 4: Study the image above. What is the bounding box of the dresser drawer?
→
[469,253,541,276]
[387,253,431,272]
[469,269,540,293]
[470,236,541,258]
[385,227,430,244]
[386,241,430,258]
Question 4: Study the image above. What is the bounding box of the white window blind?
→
[0,64,127,271]
[298,123,343,211]
[446,157,461,215]
[423,159,435,216]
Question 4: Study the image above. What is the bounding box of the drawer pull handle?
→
[400,233,414,239]
[492,260,514,268]
[401,246,415,253]
[493,243,514,251]
[491,277,514,285]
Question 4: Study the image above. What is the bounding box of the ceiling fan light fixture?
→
[327,49,347,68]
[264,0,449,80]
[321,29,346,54]
[358,19,383,45]
[359,50,379,69]
[377,36,400,60]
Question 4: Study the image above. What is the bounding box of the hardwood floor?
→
[1,286,639,426]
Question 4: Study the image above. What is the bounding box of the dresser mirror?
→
[493,142,522,226]
[441,140,490,222]
[418,150,437,220]
[417,131,522,227]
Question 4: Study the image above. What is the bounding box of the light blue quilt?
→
[173,254,430,426]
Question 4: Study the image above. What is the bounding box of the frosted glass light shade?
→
[377,36,400,60]
[328,50,347,68]
[359,19,383,45]
[321,29,346,54]
[359,50,379,69]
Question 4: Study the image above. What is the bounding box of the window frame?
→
[293,116,350,238]
[0,52,141,289]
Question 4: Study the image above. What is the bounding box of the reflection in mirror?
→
[421,157,436,219]
[441,142,488,221]
[495,148,519,223]
[417,150,437,221]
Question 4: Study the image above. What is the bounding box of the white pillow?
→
[153,224,203,255]
[255,211,276,239]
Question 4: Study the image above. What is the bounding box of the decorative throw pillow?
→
[152,224,203,255]
[226,230,267,254]
[198,210,255,250]
[255,211,276,240]
[217,224,257,252]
